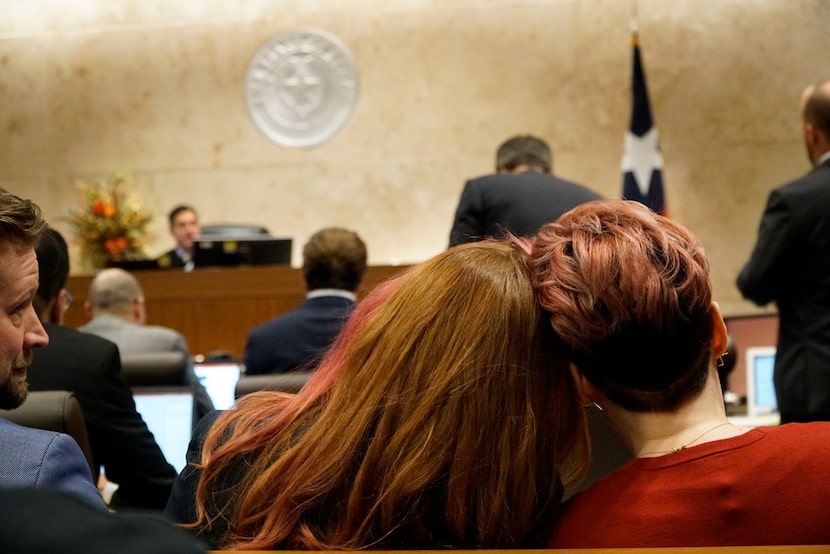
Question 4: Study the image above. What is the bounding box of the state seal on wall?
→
[244,28,359,148]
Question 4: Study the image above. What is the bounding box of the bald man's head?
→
[87,268,145,323]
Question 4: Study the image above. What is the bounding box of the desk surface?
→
[727,413,781,427]
[211,545,830,554]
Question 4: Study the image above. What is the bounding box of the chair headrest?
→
[120,351,188,387]
[234,372,312,398]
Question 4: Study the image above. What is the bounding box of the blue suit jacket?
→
[243,295,354,374]
[0,417,105,510]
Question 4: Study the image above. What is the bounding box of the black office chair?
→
[120,351,188,388]
[234,372,313,399]
[199,223,270,236]
[0,391,97,480]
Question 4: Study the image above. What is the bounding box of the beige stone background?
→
[3,0,829,317]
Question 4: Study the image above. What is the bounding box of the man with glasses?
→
[29,228,177,511]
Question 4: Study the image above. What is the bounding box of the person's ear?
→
[568,364,595,405]
[47,297,62,325]
[710,301,728,359]
[805,120,826,153]
[133,297,147,324]
[83,300,93,323]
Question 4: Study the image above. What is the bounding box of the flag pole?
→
[630,0,639,38]
[621,0,667,215]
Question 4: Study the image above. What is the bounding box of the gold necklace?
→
[639,422,732,457]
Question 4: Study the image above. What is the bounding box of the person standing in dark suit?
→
[244,227,367,375]
[738,80,830,424]
[157,204,201,271]
[449,135,602,246]
[29,228,177,510]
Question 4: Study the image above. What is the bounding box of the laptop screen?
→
[133,390,194,473]
[194,363,242,410]
[745,346,777,417]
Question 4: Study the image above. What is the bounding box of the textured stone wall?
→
[4,0,829,315]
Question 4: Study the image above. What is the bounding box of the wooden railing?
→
[64,265,408,360]
[211,545,830,554]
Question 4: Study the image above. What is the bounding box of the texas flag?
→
[621,32,666,215]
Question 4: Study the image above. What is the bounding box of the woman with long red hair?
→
[165,240,588,549]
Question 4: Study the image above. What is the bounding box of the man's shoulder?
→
[776,165,830,198]
[43,323,119,353]
[140,324,184,341]
[0,417,60,450]
[90,316,183,346]
[117,324,188,355]
[30,326,119,387]
[469,171,598,194]
[249,310,300,339]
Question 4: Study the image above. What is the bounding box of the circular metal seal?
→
[244,28,359,148]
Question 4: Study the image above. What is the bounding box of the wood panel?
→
[64,265,408,360]
[209,545,830,554]
[723,313,779,398]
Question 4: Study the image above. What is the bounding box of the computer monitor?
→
[105,258,160,271]
[132,389,194,473]
[193,235,292,267]
[746,346,777,417]
[194,363,242,410]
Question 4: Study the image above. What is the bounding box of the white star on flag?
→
[622,127,664,197]
[621,30,666,215]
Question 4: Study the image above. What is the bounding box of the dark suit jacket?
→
[243,295,355,375]
[0,417,105,510]
[28,323,178,510]
[80,314,215,421]
[164,410,224,547]
[737,159,830,419]
[157,248,187,269]
[449,170,603,246]
[0,488,206,554]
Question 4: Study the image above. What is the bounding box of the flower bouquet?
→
[68,172,153,269]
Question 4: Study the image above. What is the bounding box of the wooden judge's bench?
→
[63,265,409,361]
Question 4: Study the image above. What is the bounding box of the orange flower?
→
[91,200,116,218]
[104,236,129,257]
[69,172,152,268]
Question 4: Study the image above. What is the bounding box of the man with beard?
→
[0,192,208,553]
[0,190,105,509]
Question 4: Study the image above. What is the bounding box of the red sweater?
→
[549,423,830,547]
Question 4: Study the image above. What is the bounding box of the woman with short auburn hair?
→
[532,200,830,548]
[165,240,588,550]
